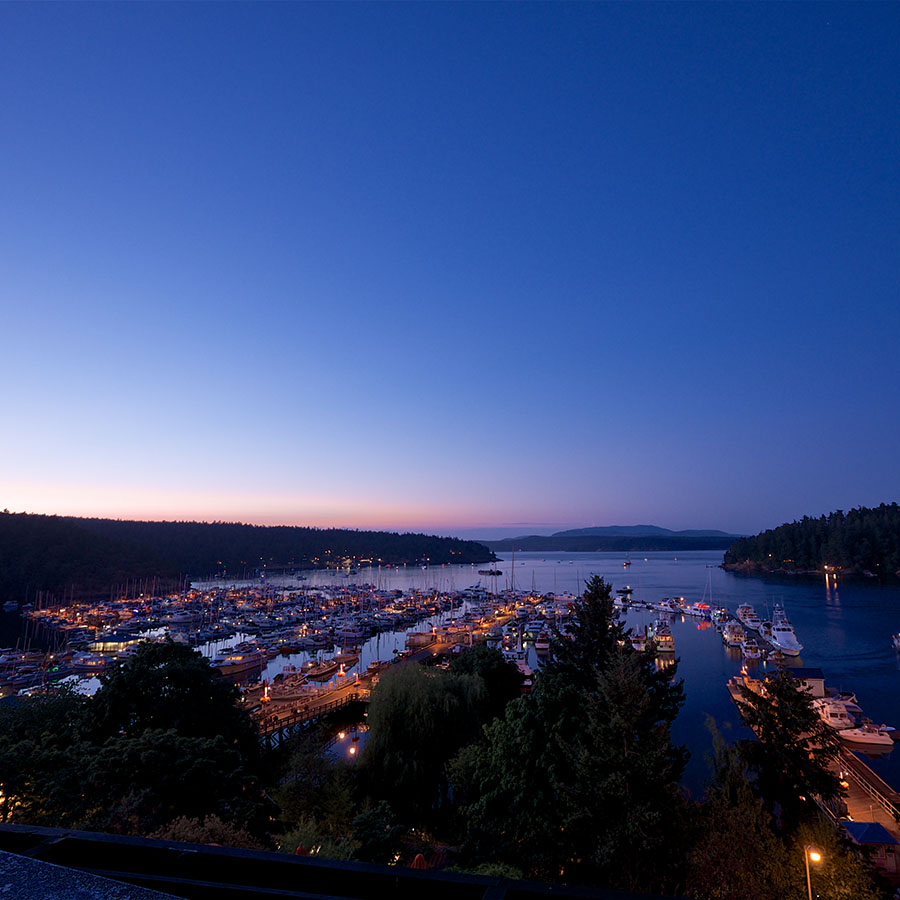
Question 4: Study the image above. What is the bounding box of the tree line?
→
[0,511,494,601]
[724,502,900,576]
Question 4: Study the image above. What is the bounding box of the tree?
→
[543,575,622,688]
[563,647,688,892]
[81,729,269,836]
[361,664,486,825]
[786,817,886,900]
[86,640,258,762]
[452,675,583,880]
[454,576,688,891]
[0,689,92,826]
[736,668,842,828]
[686,724,791,900]
[448,644,523,722]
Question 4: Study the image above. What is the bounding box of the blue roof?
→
[843,821,899,845]
[786,667,825,680]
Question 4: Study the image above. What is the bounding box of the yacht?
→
[649,619,675,654]
[812,698,856,731]
[211,646,267,678]
[722,621,746,647]
[735,605,762,631]
[892,634,900,652]
[740,639,762,660]
[839,722,894,748]
[769,620,803,656]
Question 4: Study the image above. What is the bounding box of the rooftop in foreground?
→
[0,823,684,900]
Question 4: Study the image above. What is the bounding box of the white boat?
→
[758,620,773,642]
[741,639,762,660]
[769,620,803,656]
[630,628,648,653]
[812,698,856,730]
[211,646,267,678]
[892,634,900,652]
[839,723,894,748]
[735,605,761,631]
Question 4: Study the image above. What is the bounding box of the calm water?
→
[259,550,900,795]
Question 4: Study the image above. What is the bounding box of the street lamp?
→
[804,845,822,900]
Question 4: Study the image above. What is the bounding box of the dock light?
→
[804,845,823,900]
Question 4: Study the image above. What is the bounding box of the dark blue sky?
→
[2,3,898,536]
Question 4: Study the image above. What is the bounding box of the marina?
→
[2,549,899,799]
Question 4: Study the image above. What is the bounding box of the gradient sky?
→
[2,2,898,538]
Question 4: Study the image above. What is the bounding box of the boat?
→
[812,698,856,731]
[305,658,339,680]
[649,619,675,654]
[2,601,17,612]
[892,634,900,651]
[740,639,762,660]
[333,652,360,668]
[534,633,551,654]
[630,628,648,653]
[839,722,894,748]
[478,569,502,577]
[735,605,761,631]
[722,622,746,647]
[211,646,267,678]
[769,620,803,656]
[758,620,773,642]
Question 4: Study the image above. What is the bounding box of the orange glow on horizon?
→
[0,480,510,534]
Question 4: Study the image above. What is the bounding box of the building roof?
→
[786,667,826,680]
[843,820,899,846]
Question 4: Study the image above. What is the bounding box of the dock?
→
[253,638,452,748]
[828,747,900,843]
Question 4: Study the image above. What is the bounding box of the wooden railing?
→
[839,747,900,823]
[257,691,364,735]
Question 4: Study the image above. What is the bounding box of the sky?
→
[1,2,898,539]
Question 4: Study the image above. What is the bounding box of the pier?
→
[828,747,900,843]
[253,639,453,748]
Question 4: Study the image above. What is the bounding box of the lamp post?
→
[804,845,822,900]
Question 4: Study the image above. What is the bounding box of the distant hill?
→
[0,512,494,603]
[552,525,738,539]
[485,531,740,553]
[724,502,900,577]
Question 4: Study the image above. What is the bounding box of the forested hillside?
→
[723,503,900,576]
[0,512,493,602]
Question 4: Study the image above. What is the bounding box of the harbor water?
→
[252,550,900,796]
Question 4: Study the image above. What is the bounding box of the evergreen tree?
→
[687,725,791,900]
[454,576,687,891]
[736,669,842,828]
[543,575,622,688]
